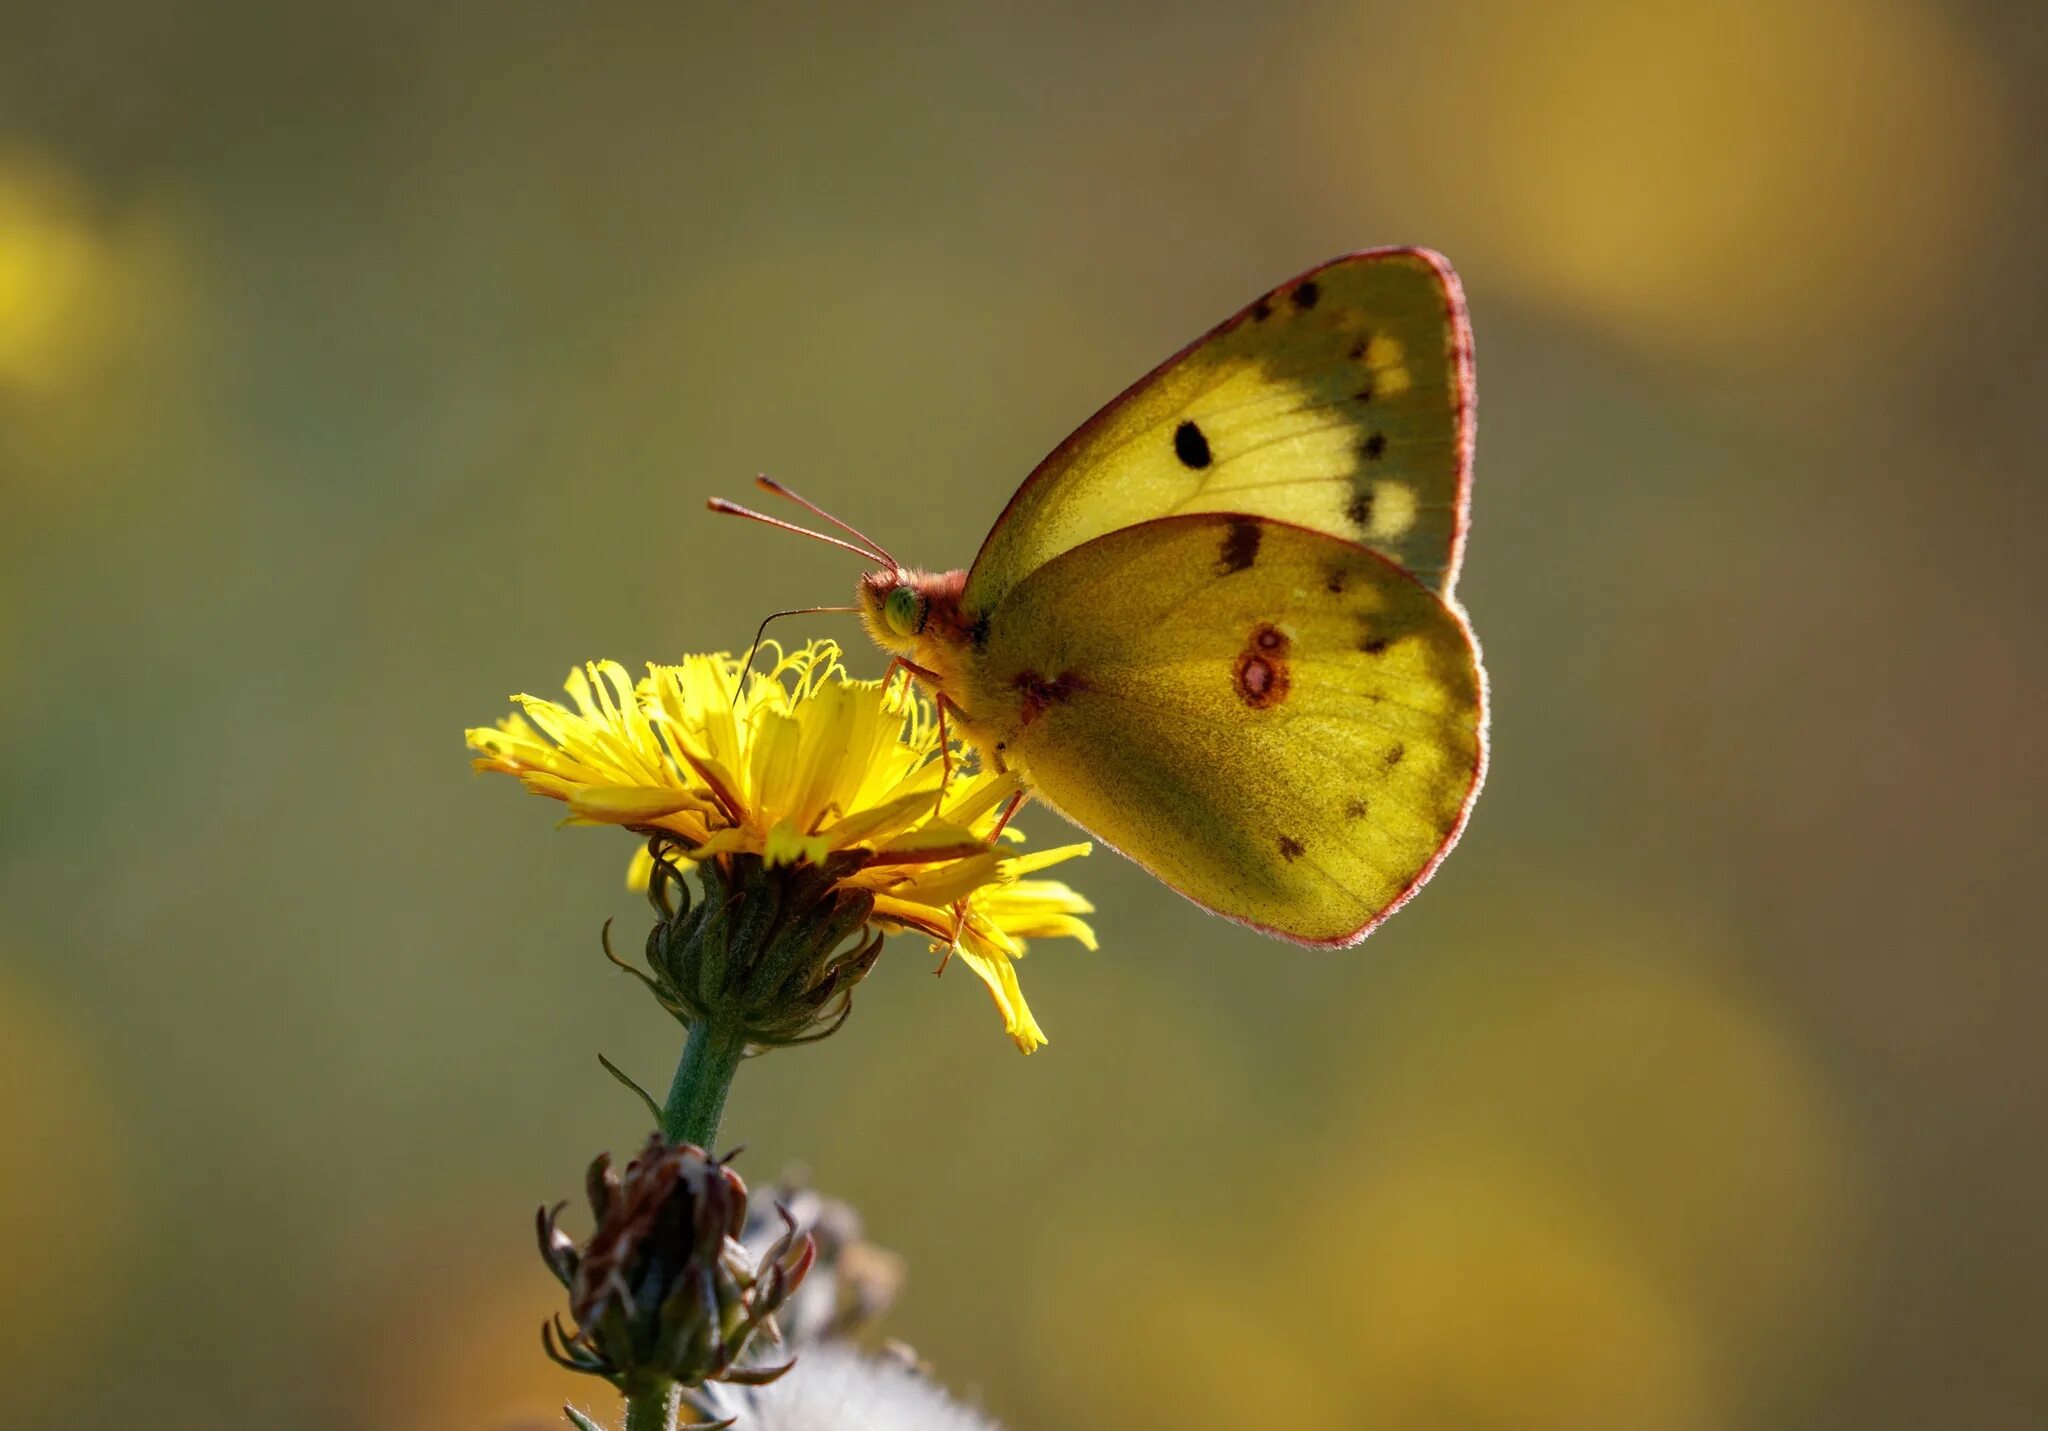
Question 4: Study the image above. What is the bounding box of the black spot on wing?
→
[1356,606,1420,657]
[1361,432,1387,461]
[1347,490,1373,528]
[1174,420,1212,470]
[1278,834,1306,861]
[1383,742,1406,768]
[1250,298,1272,322]
[1343,799,1369,820]
[1291,280,1320,311]
[968,611,991,651]
[1218,520,1261,574]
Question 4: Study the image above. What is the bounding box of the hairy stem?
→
[624,1381,678,1431]
[661,1016,745,1149]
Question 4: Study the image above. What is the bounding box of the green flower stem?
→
[624,1381,678,1431]
[661,1016,745,1149]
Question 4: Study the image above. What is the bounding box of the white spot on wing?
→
[1368,481,1418,540]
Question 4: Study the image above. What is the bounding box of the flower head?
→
[468,641,1094,1051]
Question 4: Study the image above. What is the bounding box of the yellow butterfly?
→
[715,249,1486,945]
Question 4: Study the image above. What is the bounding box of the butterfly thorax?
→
[860,564,1028,747]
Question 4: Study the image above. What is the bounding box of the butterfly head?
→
[857,566,971,659]
[857,569,929,655]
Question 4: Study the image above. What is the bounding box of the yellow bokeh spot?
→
[1031,1164,1716,1431]
[1025,885,1860,1426]
[0,149,208,503]
[1339,885,1863,1381]
[1029,1221,1341,1429]
[0,965,136,1408]
[0,156,118,394]
[1303,0,2008,372]
[1306,1162,1717,1431]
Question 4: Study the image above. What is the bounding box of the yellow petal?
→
[813,788,947,851]
[868,895,954,942]
[763,821,834,867]
[955,921,1048,1054]
[1000,842,1094,878]
[688,828,751,859]
[567,786,706,822]
[881,848,1005,907]
[943,769,1027,829]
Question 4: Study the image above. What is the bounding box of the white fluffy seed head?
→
[700,1344,1004,1431]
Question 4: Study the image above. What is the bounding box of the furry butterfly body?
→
[738,249,1486,945]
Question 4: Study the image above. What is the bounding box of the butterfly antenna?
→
[731,605,860,708]
[753,475,899,569]
[706,498,891,565]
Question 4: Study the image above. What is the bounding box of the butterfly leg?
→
[880,655,944,703]
[875,656,969,816]
[933,696,953,813]
[933,900,966,976]
[931,690,986,817]
[985,789,1026,844]
[932,793,1027,976]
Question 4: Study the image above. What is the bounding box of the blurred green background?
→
[3,3,2042,1428]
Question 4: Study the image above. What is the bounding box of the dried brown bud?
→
[538,1133,816,1399]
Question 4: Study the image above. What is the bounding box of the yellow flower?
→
[467,641,1093,1052]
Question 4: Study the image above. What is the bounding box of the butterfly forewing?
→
[962,249,1474,621]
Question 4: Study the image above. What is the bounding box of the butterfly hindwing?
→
[961,249,1474,622]
[969,513,1486,945]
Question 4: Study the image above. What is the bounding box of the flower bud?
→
[539,1133,815,1398]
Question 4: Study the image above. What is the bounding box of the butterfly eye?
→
[884,585,925,637]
